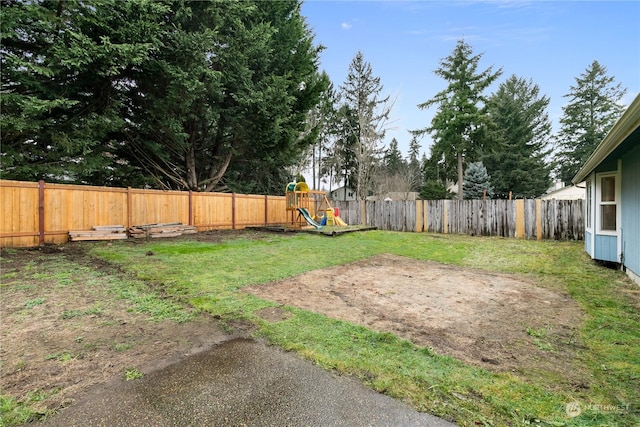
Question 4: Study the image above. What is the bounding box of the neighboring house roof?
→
[540,184,585,200]
[367,192,419,201]
[330,186,354,194]
[573,93,640,184]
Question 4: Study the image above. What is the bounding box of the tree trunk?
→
[312,146,316,190]
[186,144,198,191]
[203,148,233,192]
[457,151,464,200]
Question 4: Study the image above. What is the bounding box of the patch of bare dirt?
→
[246,253,587,386]
[0,248,233,416]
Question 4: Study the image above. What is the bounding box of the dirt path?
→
[246,253,586,385]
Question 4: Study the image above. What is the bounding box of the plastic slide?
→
[296,208,323,230]
[334,215,348,226]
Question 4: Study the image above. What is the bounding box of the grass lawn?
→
[3,230,638,426]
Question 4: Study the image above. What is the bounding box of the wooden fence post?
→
[38,180,45,246]
[188,190,193,226]
[232,193,236,229]
[424,200,429,233]
[264,195,268,225]
[443,200,449,234]
[127,187,132,229]
[515,199,525,238]
[536,199,542,240]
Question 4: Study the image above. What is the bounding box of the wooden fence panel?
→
[524,199,537,239]
[193,192,233,230]
[541,199,584,240]
[364,200,415,232]
[234,194,271,228]
[266,196,288,225]
[0,180,40,247]
[426,200,444,233]
[38,183,129,245]
[1,180,293,247]
[353,198,583,240]
[129,188,189,227]
[333,200,361,226]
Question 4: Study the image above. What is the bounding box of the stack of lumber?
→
[128,222,197,239]
[69,225,128,241]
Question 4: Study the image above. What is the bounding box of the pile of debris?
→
[128,222,197,239]
[69,222,197,242]
[69,225,128,241]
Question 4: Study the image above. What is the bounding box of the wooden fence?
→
[0,180,288,248]
[1,179,584,248]
[334,199,584,240]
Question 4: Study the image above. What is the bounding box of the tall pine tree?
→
[340,51,392,199]
[554,60,626,184]
[414,39,501,200]
[384,138,405,175]
[407,136,422,192]
[483,75,552,198]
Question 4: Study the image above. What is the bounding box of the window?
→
[599,175,616,232]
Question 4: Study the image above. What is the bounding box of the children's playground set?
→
[285,181,348,231]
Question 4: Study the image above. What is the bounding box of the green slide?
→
[296,208,323,230]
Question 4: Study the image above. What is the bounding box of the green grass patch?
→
[124,367,143,381]
[45,351,78,363]
[60,305,103,320]
[0,389,57,426]
[23,297,45,309]
[79,231,640,425]
[111,342,133,352]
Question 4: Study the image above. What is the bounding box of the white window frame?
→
[595,170,620,236]
[585,177,593,232]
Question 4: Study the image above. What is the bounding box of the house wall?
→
[594,234,618,262]
[540,185,585,200]
[621,145,640,279]
[330,187,357,201]
[585,230,592,254]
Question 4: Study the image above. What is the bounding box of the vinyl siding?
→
[594,234,618,262]
[585,230,593,255]
[621,146,640,277]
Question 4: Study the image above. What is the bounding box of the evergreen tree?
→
[483,75,553,198]
[414,39,502,200]
[463,162,493,199]
[419,180,451,200]
[126,0,326,193]
[384,138,404,175]
[331,104,359,192]
[1,0,326,194]
[309,76,338,190]
[340,51,393,199]
[407,136,422,192]
[419,151,450,199]
[554,60,627,184]
[1,0,164,185]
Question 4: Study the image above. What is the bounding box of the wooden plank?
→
[93,225,126,231]
[150,232,182,238]
[69,234,128,241]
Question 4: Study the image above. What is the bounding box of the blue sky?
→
[300,0,640,159]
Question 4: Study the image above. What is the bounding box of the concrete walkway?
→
[42,338,457,427]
